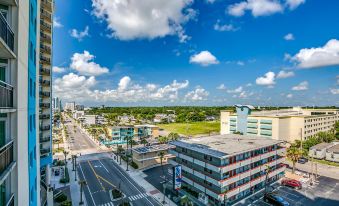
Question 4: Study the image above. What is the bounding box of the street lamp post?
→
[79,180,87,205]
[74,154,78,181]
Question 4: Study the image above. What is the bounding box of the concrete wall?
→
[220,111,230,135]
[325,152,339,163]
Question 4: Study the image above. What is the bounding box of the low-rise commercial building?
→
[73,110,85,119]
[221,105,339,142]
[325,144,339,162]
[134,124,159,138]
[64,102,75,111]
[169,134,286,205]
[309,142,337,159]
[132,144,175,169]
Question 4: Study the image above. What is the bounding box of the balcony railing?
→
[40,148,51,156]
[39,91,50,97]
[40,20,51,32]
[40,33,51,44]
[40,10,51,22]
[40,44,51,54]
[41,0,52,12]
[40,125,50,131]
[40,55,51,65]
[40,114,50,119]
[0,141,14,177]
[0,80,13,109]
[4,193,14,206]
[40,67,51,75]
[40,102,50,108]
[40,136,51,143]
[39,79,50,86]
[0,12,14,52]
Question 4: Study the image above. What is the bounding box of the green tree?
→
[168,132,180,141]
[286,147,302,174]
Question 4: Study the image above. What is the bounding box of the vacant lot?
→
[158,121,220,136]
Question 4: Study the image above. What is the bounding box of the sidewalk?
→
[287,161,339,180]
[110,153,176,206]
[68,160,87,206]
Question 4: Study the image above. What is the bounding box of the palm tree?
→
[140,138,148,146]
[117,145,123,165]
[63,150,69,178]
[264,165,271,193]
[168,132,180,141]
[286,146,302,174]
[158,151,165,177]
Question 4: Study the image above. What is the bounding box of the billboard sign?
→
[173,165,182,190]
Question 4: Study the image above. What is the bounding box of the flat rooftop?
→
[171,134,283,158]
[310,142,335,150]
[134,124,158,128]
[133,144,175,154]
[327,144,339,153]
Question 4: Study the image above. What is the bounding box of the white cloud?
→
[70,26,89,41]
[217,84,226,90]
[292,39,339,68]
[227,0,283,17]
[285,0,305,10]
[54,74,191,103]
[246,83,253,87]
[292,81,308,91]
[227,86,243,93]
[330,88,339,95]
[91,0,195,42]
[53,66,66,73]
[238,91,254,98]
[286,93,293,98]
[276,70,295,79]
[284,33,294,41]
[53,17,63,28]
[70,51,109,76]
[237,61,245,66]
[206,0,216,3]
[189,51,219,66]
[256,71,276,86]
[185,87,209,101]
[214,21,238,32]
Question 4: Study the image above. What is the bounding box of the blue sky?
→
[52,0,339,106]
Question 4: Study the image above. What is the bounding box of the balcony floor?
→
[0,38,16,59]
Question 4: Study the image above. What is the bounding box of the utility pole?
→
[74,154,78,181]
[79,180,87,205]
[300,128,303,152]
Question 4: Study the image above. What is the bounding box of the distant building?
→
[309,142,337,159]
[118,115,136,123]
[206,116,217,121]
[105,126,135,144]
[221,105,339,142]
[75,104,84,111]
[64,102,76,111]
[325,144,339,163]
[84,115,96,125]
[153,113,176,123]
[73,111,85,119]
[169,134,286,205]
[134,125,159,139]
[132,144,176,169]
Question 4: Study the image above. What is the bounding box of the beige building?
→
[221,106,339,142]
[325,144,339,163]
[309,142,337,159]
[132,144,175,169]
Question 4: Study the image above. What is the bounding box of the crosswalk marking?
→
[128,193,148,201]
[99,202,114,206]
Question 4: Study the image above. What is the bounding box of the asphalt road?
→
[77,157,161,206]
[64,118,98,152]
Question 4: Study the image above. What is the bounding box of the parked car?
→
[298,157,308,164]
[281,179,302,189]
[264,193,290,206]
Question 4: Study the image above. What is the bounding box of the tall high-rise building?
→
[0,0,41,205]
[39,0,54,205]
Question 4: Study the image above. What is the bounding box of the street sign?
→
[173,165,182,190]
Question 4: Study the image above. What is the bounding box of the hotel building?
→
[221,105,339,142]
[169,134,286,205]
[39,0,54,205]
[0,0,41,205]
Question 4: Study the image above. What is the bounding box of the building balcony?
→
[40,67,51,76]
[260,125,272,130]
[40,10,51,22]
[40,20,51,32]
[41,0,52,12]
[0,80,13,109]
[40,125,50,131]
[0,0,17,6]
[40,102,50,109]
[40,135,51,143]
[40,148,51,156]
[40,44,51,55]
[0,141,14,178]
[39,79,51,87]
[260,119,272,124]
[0,12,15,59]
[40,55,51,65]
[40,114,50,119]
[40,33,51,44]
[40,91,50,98]
[0,193,14,206]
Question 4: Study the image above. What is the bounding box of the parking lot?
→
[235,175,339,206]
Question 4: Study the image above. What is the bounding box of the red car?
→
[281,179,302,189]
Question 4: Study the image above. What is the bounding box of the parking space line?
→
[278,189,301,198]
[79,162,96,206]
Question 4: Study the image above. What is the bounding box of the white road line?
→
[79,162,96,206]
[279,189,300,198]
[98,159,109,173]
[128,197,133,201]
[104,160,156,206]
[110,202,115,206]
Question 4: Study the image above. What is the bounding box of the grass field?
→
[158,121,220,136]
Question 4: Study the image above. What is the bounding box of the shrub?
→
[55,193,67,203]
[130,161,138,169]
[111,189,123,199]
[61,201,72,206]
[59,167,70,183]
